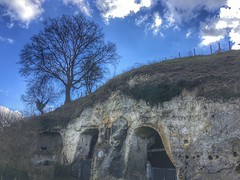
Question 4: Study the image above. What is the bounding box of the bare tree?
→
[83,60,104,95]
[21,79,58,115]
[19,14,119,104]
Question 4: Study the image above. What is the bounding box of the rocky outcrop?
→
[27,89,240,180]
[58,90,240,180]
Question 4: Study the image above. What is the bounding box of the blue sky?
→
[0,0,239,111]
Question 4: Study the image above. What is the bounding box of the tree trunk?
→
[39,109,44,115]
[36,101,44,115]
[64,85,71,104]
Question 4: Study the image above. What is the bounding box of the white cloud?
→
[186,30,192,39]
[96,0,152,22]
[200,0,240,49]
[200,21,226,45]
[160,0,240,49]
[0,0,44,27]
[219,0,240,49]
[150,12,163,35]
[162,0,227,25]
[63,0,92,16]
[201,35,224,46]
[135,12,163,36]
[135,14,149,26]
[0,36,14,44]
[229,28,240,50]
[6,22,14,29]
[94,0,239,48]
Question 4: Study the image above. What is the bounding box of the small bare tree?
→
[83,60,105,95]
[19,14,119,104]
[21,79,59,115]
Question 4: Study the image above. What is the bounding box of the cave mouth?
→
[136,127,174,168]
[147,130,174,169]
[80,129,99,180]
[38,131,63,155]
[135,126,176,179]
[86,129,99,159]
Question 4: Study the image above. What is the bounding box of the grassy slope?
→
[38,50,240,128]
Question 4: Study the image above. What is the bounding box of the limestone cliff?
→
[1,50,240,180]
[60,91,240,180]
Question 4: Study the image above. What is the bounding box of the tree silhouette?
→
[21,79,58,115]
[19,14,119,104]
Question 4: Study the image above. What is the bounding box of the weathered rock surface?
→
[55,90,240,180]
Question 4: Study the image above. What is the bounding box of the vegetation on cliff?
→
[38,50,240,127]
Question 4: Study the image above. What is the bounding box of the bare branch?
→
[19,14,119,104]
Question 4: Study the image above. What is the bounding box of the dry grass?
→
[34,50,240,129]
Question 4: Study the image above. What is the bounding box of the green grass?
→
[104,50,240,104]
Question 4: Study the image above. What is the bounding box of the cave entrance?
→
[135,127,177,180]
[37,131,63,163]
[80,129,99,180]
[35,132,63,179]
[87,131,99,159]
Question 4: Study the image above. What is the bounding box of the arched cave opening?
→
[54,129,99,179]
[80,128,99,180]
[134,126,176,180]
[37,131,63,158]
[34,132,64,179]
[87,130,99,159]
[147,130,175,168]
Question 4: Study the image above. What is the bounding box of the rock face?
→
[29,90,240,180]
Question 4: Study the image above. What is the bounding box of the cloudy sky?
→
[0,0,239,110]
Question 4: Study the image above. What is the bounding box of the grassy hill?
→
[36,50,240,128]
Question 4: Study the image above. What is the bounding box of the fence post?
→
[218,42,221,52]
[210,45,213,55]
[229,41,231,50]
